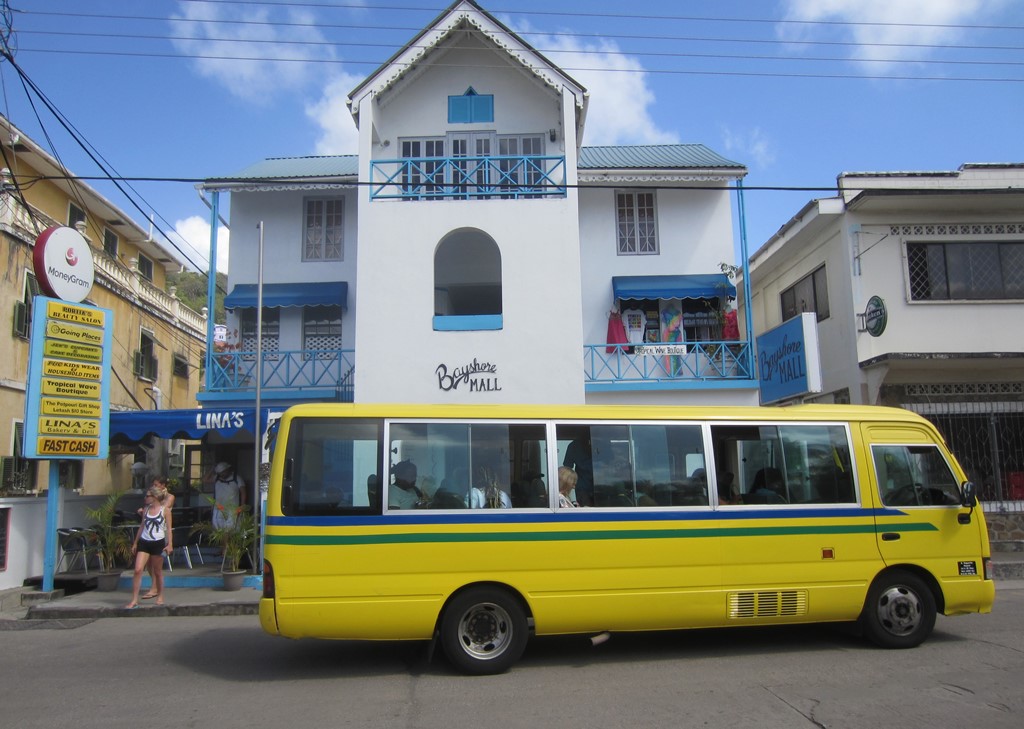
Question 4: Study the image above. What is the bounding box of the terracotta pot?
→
[221,570,246,592]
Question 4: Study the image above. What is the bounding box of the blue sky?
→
[2,0,1021,274]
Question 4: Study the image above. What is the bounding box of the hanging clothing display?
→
[605,310,629,353]
[622,308,646,345]
[660,303,684,376]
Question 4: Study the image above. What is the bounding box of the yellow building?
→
[0,114,206,499]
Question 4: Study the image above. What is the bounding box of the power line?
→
[13,49,1022,83]
[0,50,223,279]
[15,29,1024,69]
[164,1,1024,32]
[21,171,1024,198]
[15,22,1024,54]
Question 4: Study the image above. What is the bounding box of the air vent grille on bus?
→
[728,590,808,619]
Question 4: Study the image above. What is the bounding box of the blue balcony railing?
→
[207,349,355,401]
[370,155,566,200]
[584,341,755,388]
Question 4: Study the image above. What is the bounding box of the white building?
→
[200,0,758,411]
[744,163,1024,501]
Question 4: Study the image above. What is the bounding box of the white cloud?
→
[721,126,777,170]
[509,24,678,146]
[305,73,364,155]
[169,215,230,275]
[169,2,337,102]
[780,0,1004,70]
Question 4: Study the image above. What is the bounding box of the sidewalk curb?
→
[25,601,259,620]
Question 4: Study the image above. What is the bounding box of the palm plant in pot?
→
[84,492,133,591]
[192,505,257,591]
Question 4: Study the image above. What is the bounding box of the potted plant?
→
[84,492,133,591]
[192,505,257,591]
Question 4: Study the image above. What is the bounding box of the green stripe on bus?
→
[265,522,937,546]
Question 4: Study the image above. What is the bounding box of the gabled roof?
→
[579,145,745,172]
[347,0,587,131]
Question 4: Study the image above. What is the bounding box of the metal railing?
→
[584,341,755,385]
[370,155,566,200]
[207,348,355,401]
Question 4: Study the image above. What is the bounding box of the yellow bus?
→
[259,403,994,674]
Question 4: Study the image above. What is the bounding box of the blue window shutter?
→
[449,96,471,123]
[472,95,494,123]
[449,89,494,123]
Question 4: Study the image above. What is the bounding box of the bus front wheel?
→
[440,587,528,675]
[861,570,936,649]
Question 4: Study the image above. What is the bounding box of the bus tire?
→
[861,570,936,649]
[440,587,528,675]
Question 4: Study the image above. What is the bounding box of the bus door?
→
[712,423,873,623]
[865,425,987,583]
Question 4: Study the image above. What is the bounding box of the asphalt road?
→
[2,583,1022,729]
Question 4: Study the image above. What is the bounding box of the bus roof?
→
[277,402,928,425]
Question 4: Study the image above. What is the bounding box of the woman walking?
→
[125,486,170,608]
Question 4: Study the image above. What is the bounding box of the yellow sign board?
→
[46,300,106,328]
[42,358,103,381]
[46,319,104,346]
[38,417,100,437]
[41,377,101,400]
[36,436,100,457]
[43,339,103,363]
[40,397,103,418]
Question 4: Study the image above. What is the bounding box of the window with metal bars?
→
[907,241,1024,301]
[616,191,658,255]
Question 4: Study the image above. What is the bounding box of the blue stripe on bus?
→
[265,507,911,528]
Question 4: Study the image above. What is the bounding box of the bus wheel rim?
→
[458,602,512,660]
[876,585,921,635]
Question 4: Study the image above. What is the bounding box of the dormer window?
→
[448,87,494,124]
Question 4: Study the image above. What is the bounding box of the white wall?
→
[578,184,737,346]
[225,189,359,351]
[373,35,565,152]
[0,494,104,591]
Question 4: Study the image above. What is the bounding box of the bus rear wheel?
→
[861,570,936,649]
[440,587,528,675]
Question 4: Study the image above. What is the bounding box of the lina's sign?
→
[756,313,823,405]
[436,358,502,393]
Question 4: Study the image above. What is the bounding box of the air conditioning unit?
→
[168,440,185,468]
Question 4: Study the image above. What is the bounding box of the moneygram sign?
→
[33,225,95,303]
[23,297,112,459]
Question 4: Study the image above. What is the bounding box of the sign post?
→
[24,226,111,592]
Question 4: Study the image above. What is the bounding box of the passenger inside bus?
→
[389,460,426,509]
[717,471,739,504]
[746,467,788,504]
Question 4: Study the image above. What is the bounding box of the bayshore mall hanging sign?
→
[22,225,112,459]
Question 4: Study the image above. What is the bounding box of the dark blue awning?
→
[613,274,736,301]
[223,281,348,309]
[109,407,273,445]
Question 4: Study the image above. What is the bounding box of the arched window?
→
[434,229,502,331]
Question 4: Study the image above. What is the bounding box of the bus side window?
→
[873,445,962,507]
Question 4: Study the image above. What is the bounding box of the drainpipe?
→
[737,179,755,376]
[203,190,220,390]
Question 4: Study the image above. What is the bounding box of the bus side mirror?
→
[961,481,977,509]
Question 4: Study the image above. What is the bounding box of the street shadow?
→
[162,617,972,680]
